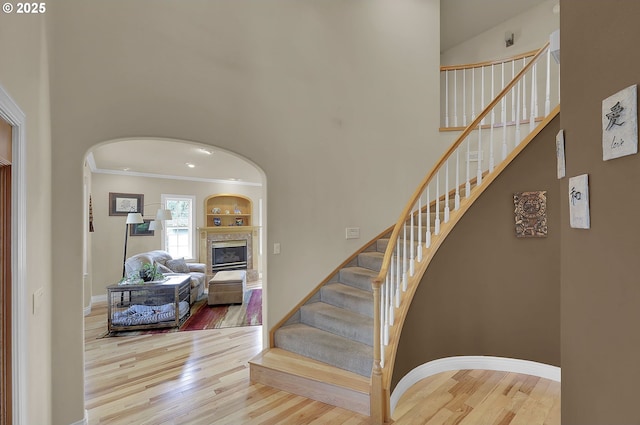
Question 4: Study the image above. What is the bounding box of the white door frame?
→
[0,84,28,425]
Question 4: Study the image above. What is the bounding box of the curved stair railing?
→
[370,42,559,423]
[441,48,540,131]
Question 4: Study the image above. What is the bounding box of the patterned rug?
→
[102,288,262,337]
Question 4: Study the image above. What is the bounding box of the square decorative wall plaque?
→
[602,84,638,161]
[513,191,547,238]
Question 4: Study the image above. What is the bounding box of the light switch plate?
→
[345,227,360,239]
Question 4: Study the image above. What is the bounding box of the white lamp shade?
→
[148,220,162,231]
[156,209,173,221]
[125,212,144,224]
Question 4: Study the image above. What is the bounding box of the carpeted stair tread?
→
[300,302,373,346]
[274,323,373,377]
[357,251,384,271]
[338,267,377,292]
[320,283,373,318]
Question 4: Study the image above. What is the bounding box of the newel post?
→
[371,277,385,424]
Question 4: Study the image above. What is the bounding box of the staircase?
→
[250,41,559,424]
[249,199,461,414]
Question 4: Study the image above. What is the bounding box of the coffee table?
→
[106,273,191,333]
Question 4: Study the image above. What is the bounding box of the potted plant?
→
[139,262,164,282]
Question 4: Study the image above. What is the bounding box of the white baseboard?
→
[69,409,88,425]
[390,356,560,415]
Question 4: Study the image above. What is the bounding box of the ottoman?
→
[208,270,247,305]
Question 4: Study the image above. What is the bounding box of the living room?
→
[84,138,266,312]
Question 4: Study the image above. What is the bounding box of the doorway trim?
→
[0,84,28,425]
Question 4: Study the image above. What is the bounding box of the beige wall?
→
[0,12,52,425]
[46,1,441,422]
[393,115,561,390]
[90,171,263,300]
[561,1,640,423]
[440,0,559,65]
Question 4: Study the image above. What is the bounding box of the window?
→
[161,194,196,260]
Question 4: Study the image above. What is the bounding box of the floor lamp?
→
[122,212,144,277]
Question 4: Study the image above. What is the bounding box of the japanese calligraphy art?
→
[602,84,638,161]
[514,191,547,238]
[556,129,566,179]
[569,174,590,229]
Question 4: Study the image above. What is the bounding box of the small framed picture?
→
[130,219,154,236]
[109,192,144,216]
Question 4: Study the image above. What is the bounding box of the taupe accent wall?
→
[392,115,561,390]
[561,1,640,423]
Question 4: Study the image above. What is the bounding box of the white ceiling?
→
[441,0,549,51]
[89,139,263,185]
[89,0,548,183]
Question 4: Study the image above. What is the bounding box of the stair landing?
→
[249,347,371,416]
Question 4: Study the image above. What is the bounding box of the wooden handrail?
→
[440,49,538,72]
[373,41,549,287]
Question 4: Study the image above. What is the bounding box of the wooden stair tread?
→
[249,347,370,394]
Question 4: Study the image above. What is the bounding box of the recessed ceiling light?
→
[123,167,131,171]
[227,177,241,181]
[197,148,213,155]
[186,163,196,168]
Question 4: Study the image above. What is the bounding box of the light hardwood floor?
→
[85,304,559,424]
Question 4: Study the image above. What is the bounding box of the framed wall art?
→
[602,84,638,161]
[130,219,154,236]
[569,174,590,229]
[556,129,566,179]
[513,191,547,238]
[109,192,144,216]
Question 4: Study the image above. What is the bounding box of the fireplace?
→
[211,240,247,272]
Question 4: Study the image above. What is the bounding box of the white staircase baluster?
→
[477,129,483,186]
[522,57,528,120]
[455,150,460,210]
[454,69,458,127]
[511,59,516,122]
[462,68,467,126]
[395,239,400,307]
[501,62,507,161]
[435,173,441,235]
[417,197,423,262]
[489,65,495,171]
[445,71,449,127]
[409,209,415,276]
[444,160,450,223]
[530,63,537,132]
[388,273,394,326]
[545,49,551,116]
[383,276,388,345]
[465,139,471,198]
[425,186,431,248]
[515,78,522,146]
[471,68,476,121]
[480,66,486,125]
[402,225,408,292]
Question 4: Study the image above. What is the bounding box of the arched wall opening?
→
[82,137,268,340]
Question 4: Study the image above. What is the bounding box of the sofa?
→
[124,250,206,304]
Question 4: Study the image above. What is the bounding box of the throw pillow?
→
[166,258,190,273]
[155,263,173,274]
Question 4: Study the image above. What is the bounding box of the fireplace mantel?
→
[198,226,259,281]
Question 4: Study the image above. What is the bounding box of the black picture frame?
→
[130,219,154,236]
[109,192,144,216]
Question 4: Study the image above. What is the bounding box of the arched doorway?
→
[83,137,267,335]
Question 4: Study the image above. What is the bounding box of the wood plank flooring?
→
[85,303,560,424]
[392,369,560,425]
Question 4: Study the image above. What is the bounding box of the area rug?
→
[101,288,262,337]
